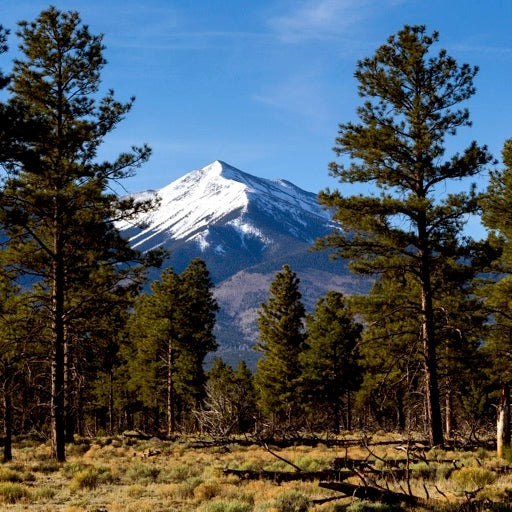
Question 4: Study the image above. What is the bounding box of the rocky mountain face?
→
[119,160,367,367]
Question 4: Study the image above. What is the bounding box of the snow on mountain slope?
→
[119,160,333,255]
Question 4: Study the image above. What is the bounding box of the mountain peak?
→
[201,160,248,183]
[120,161,333,256]
[203,160,231,172]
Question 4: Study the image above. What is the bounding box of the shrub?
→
[126,463,161,483]
[174,477,203,499]
[69,467,101,491]
[199,500,253,512]
[31,460,61,473]
[409,461,436,480]
[451,467,496,492]
[194,480,221,501]
[34,485,57,500]
[0,482,31,503]
[274,490,310,512]
[293,456,329,471]
[63,461,88,476]
[0,467,23,482]
[159,463,201,483]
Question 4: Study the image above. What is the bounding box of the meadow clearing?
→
[0,433,510,511]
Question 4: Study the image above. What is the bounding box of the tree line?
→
[1,9,512,461]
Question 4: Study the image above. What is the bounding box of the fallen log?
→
[224,468,352,483]
[332,457,455,470]
[318,481,423,506]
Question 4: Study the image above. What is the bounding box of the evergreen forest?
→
[2,8,512,468]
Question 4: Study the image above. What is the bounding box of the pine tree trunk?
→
[497,383,510,458]
[76,378,84,437]
[419,233,444,447]
[2,379,12,462]
[396,391,405,432]
[108,369,114,434]
[346,390,352,432]
[334,391,341,434]
[51,213,66,461]
[64,330,75,443]
[167,339,175,436]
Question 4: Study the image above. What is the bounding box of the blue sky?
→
[1,0,511,203]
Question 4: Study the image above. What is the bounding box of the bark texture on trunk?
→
[109,370,114,434]
[3,379,12,462]
[167,339,175,436]
[419,247,444,446]
[497,383,510,458]
[51,213,66,461]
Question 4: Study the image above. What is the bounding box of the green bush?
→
[0,482,31,503]
[274,490,310,512]
[159,463,201,483]
[409,461,436,480]
[450,467,496,492]
[63,461,88,476]
[0,467,23,482]
[293,456,330,471]
[126,462,161,483]
[199,501,253,512]
[34,485,57,500]
[69,467,101,491]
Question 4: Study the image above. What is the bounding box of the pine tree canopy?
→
[317,25,492,446]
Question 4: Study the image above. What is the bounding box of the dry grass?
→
[0,434,509,511]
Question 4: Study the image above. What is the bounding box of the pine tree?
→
[317,25,491,445]
[480,139,512,456]
[128,259,218,434]
[255,265,306,429]
[300,291,362,433]
[0,8,157,460]
[178,258,219,412]
[128,268,183,435]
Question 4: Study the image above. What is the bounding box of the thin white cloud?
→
[268,0,370,42]
[268,0,407,43]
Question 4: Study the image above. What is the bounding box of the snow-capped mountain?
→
[120,160,335,279]
[120,160,367,366]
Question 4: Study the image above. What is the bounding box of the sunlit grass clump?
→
[0,481,32,503]
[69,465,115,491]
[450,466,497,493]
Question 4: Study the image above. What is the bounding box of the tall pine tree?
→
[317,25,491,445]
[255,265,305,430]
[480,139,512,456]
[0,8,157,460]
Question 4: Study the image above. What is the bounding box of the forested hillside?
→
[1,8,512,469]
